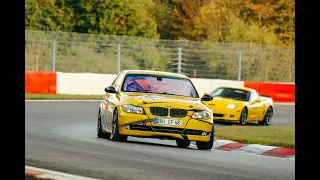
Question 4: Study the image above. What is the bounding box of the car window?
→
[250,91,259,102]
[121,74,199,98]
[210,87,250,101]
[210,88,224,97]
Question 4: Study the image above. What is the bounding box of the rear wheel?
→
[239,107,248,126]
[196,126,214,150]
[97,108,110,139]
[258,107,273,126]
[110,108,128,142]
[176,139,190,148]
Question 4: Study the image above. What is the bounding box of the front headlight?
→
[192,111,211,119]
[121,104,145,114]
[226,104,238,109]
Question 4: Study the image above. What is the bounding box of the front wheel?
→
[196,126,214,150]
[176,139,190,148]
[239,107,248,126]
[258,107,273,126]
[110,108,128,142]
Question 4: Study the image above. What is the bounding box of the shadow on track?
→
[95,137,199,150]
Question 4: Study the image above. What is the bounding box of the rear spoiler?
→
[260,95,272,98]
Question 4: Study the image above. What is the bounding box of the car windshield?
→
[121,74,199,98]
[210,87,250,101]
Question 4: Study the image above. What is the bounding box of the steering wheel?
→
[126,79,145,92]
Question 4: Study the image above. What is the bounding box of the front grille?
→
[150,107,168,116]
[129,125,204,135]
[150,107,188,117]
[170,109,187,117]
[213,113,224,117]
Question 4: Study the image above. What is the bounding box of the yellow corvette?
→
[201,86,274,126]
[97,70,214,150]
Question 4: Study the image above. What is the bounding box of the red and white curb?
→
[191,138,295,159]
[25,166,100,180]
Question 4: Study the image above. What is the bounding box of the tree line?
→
[25,0,295,46]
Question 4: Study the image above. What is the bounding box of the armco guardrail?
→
[244,82,295,102]
[56,72,117,95]
[25,71,295,102]
[25,71,56,94]
[56,72,243,96]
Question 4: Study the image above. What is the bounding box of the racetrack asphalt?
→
[25,101,295,180]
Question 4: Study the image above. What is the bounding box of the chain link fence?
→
[25,30,295,82]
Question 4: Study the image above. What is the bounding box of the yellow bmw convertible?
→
[97,70,214,150]
[201,86,274,126]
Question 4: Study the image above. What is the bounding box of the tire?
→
[259,106,273,126]
[196,126,214,150]
[110,108,128,142]
[176,139,190,148]
[239,107,248,126]
[97,108,110,139]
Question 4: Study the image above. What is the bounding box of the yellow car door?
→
[103,72,125,132]
[248,91,265,120]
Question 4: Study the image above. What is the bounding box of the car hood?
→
[204,97,246,107]
[120,92,206,110]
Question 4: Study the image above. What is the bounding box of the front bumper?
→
[211,107,242,121]
[118,111,213,142]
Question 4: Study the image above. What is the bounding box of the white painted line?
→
[231,144,277,154]
[26,165,100,180]
[212,139,234,149]
[24,99,295,105]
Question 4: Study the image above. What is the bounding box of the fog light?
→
[202,132,207,136]
[126,125,130,130]
[229,115,234,118]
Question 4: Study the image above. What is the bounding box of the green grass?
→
[25,93,103,100]
[215,126,295,148]
[26,93,295,148]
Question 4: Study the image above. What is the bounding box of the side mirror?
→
[201,94,213,101]
[255,98,262,102]
[104,86,117,93]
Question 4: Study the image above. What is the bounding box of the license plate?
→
[154,118,183,126]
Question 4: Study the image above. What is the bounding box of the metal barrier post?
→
[117,36,125,74]
[52,31,61,72]
[177,38,187,74]
[237,42,247,81]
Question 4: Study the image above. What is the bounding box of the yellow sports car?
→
[97,70,214,150]
[201,86,274,126]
